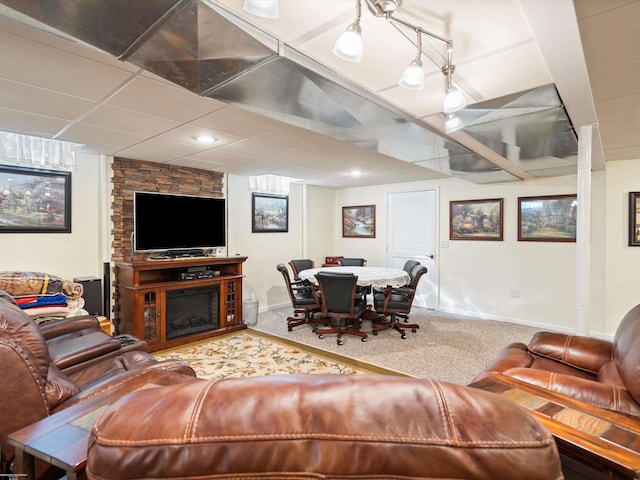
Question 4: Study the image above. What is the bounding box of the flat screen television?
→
[134,191,226,252]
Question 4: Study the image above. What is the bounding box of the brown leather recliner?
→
[0,297,197,472]
[87,374,563,480]
[471,304,640,417]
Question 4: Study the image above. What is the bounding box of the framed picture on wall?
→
[449,198,503,240]
[629,192,640,246]
[518,194,577,242]
[0,165,71,233]
[252,193,288,233]
[342,205,376,238]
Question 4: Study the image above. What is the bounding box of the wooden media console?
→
[115,256,248,352]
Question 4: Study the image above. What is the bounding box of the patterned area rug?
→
[152,332,379,379]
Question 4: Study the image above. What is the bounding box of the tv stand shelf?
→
[115,256,248,352]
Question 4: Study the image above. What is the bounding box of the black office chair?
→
[276,264,322,331]
[372,264,427,339]
[314,272,368,345]
[373,259,418,296]
[289,259,315,279]
[338,258,367,266]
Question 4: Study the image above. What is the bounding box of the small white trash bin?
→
[242,298,259,326]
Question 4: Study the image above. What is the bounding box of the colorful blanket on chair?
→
[15,293,68,309]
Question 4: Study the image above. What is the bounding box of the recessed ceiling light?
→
[196,135,217,144]
[349,170,363,176]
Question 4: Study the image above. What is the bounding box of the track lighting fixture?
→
[444,113,464,134]
[332,0,466,115]
[242,0,467,123]
[398,29,424,90]
[332,0,363,62]
[242,0,279,19]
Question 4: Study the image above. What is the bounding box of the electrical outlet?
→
[510,289,520,298]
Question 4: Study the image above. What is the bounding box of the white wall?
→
[0,154,106,280]
[604,159,640,332]
[334,173,610,334]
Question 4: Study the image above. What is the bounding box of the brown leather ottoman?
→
[87,374,563,479]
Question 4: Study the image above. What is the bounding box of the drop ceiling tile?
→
[0,78,93,119]
[106,76,225,122]
[81,104,182,136]
[577,1,639,70]
[0,107,69,138]
[589,58,640,102]
[0,29,133,100]
[157,124,243,148]
[604,145,640,161]
[187,149,254,164]
[217,137,291,157]
[461,43,552,101]
[61,123,148,154]
[594,93,640,122]
[191,105,282,138]
[573,0,632,18]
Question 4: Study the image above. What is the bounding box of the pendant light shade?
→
[242,0,279,19]
[399,58,425,90]
[445,113,464,134]
[332,23,363,63]
[443,86,467,113]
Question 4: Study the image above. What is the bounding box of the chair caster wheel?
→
[338,339,344,346]
[361,337,367,342]
[318,334,324,339]
[411,328,417,333]
[312,327,318,333]
[401,332,407,339]
[288,327,293,331]
[372,331,378,336]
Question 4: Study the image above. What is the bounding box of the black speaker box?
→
[73,276,103,316]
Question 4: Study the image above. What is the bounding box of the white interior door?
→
[387,190,437,309]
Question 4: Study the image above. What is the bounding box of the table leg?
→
[13,446,35,480]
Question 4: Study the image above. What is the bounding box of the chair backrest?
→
[277,263,319,309]
[289,259,314,277]
[409,265,428,289]
[338,258,367,266]
[277,263,296,304]
[315,272,359,317]
[402,260,420,275]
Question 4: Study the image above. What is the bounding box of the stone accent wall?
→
[110,158,224,328]
[111,157,224,263]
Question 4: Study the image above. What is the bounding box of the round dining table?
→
[297,266,410,289]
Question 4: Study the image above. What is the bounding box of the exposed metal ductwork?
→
[0,0,578,184]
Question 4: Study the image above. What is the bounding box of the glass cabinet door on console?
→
[223,278,242,327]
[138,288,163,344]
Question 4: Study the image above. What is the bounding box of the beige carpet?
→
[152,331,403,379]
[251,306,545,385]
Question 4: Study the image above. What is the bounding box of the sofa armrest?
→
[38,315,101,339]
[528,332,613,375]
[470,342,532,383]
[505,367,640,417]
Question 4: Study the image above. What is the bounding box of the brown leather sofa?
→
[0,296,197,474]
[471,304,640,417]
[87,374,564,480]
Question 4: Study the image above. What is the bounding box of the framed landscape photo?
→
[629,192,640,246]
[450,198,503,241]
[342,205,375,238]
[0,165,71,233]
[252,193,288,233]
[518,194,577,242]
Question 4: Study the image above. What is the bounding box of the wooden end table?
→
[471,374,640,480]
[7,369,200,480]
